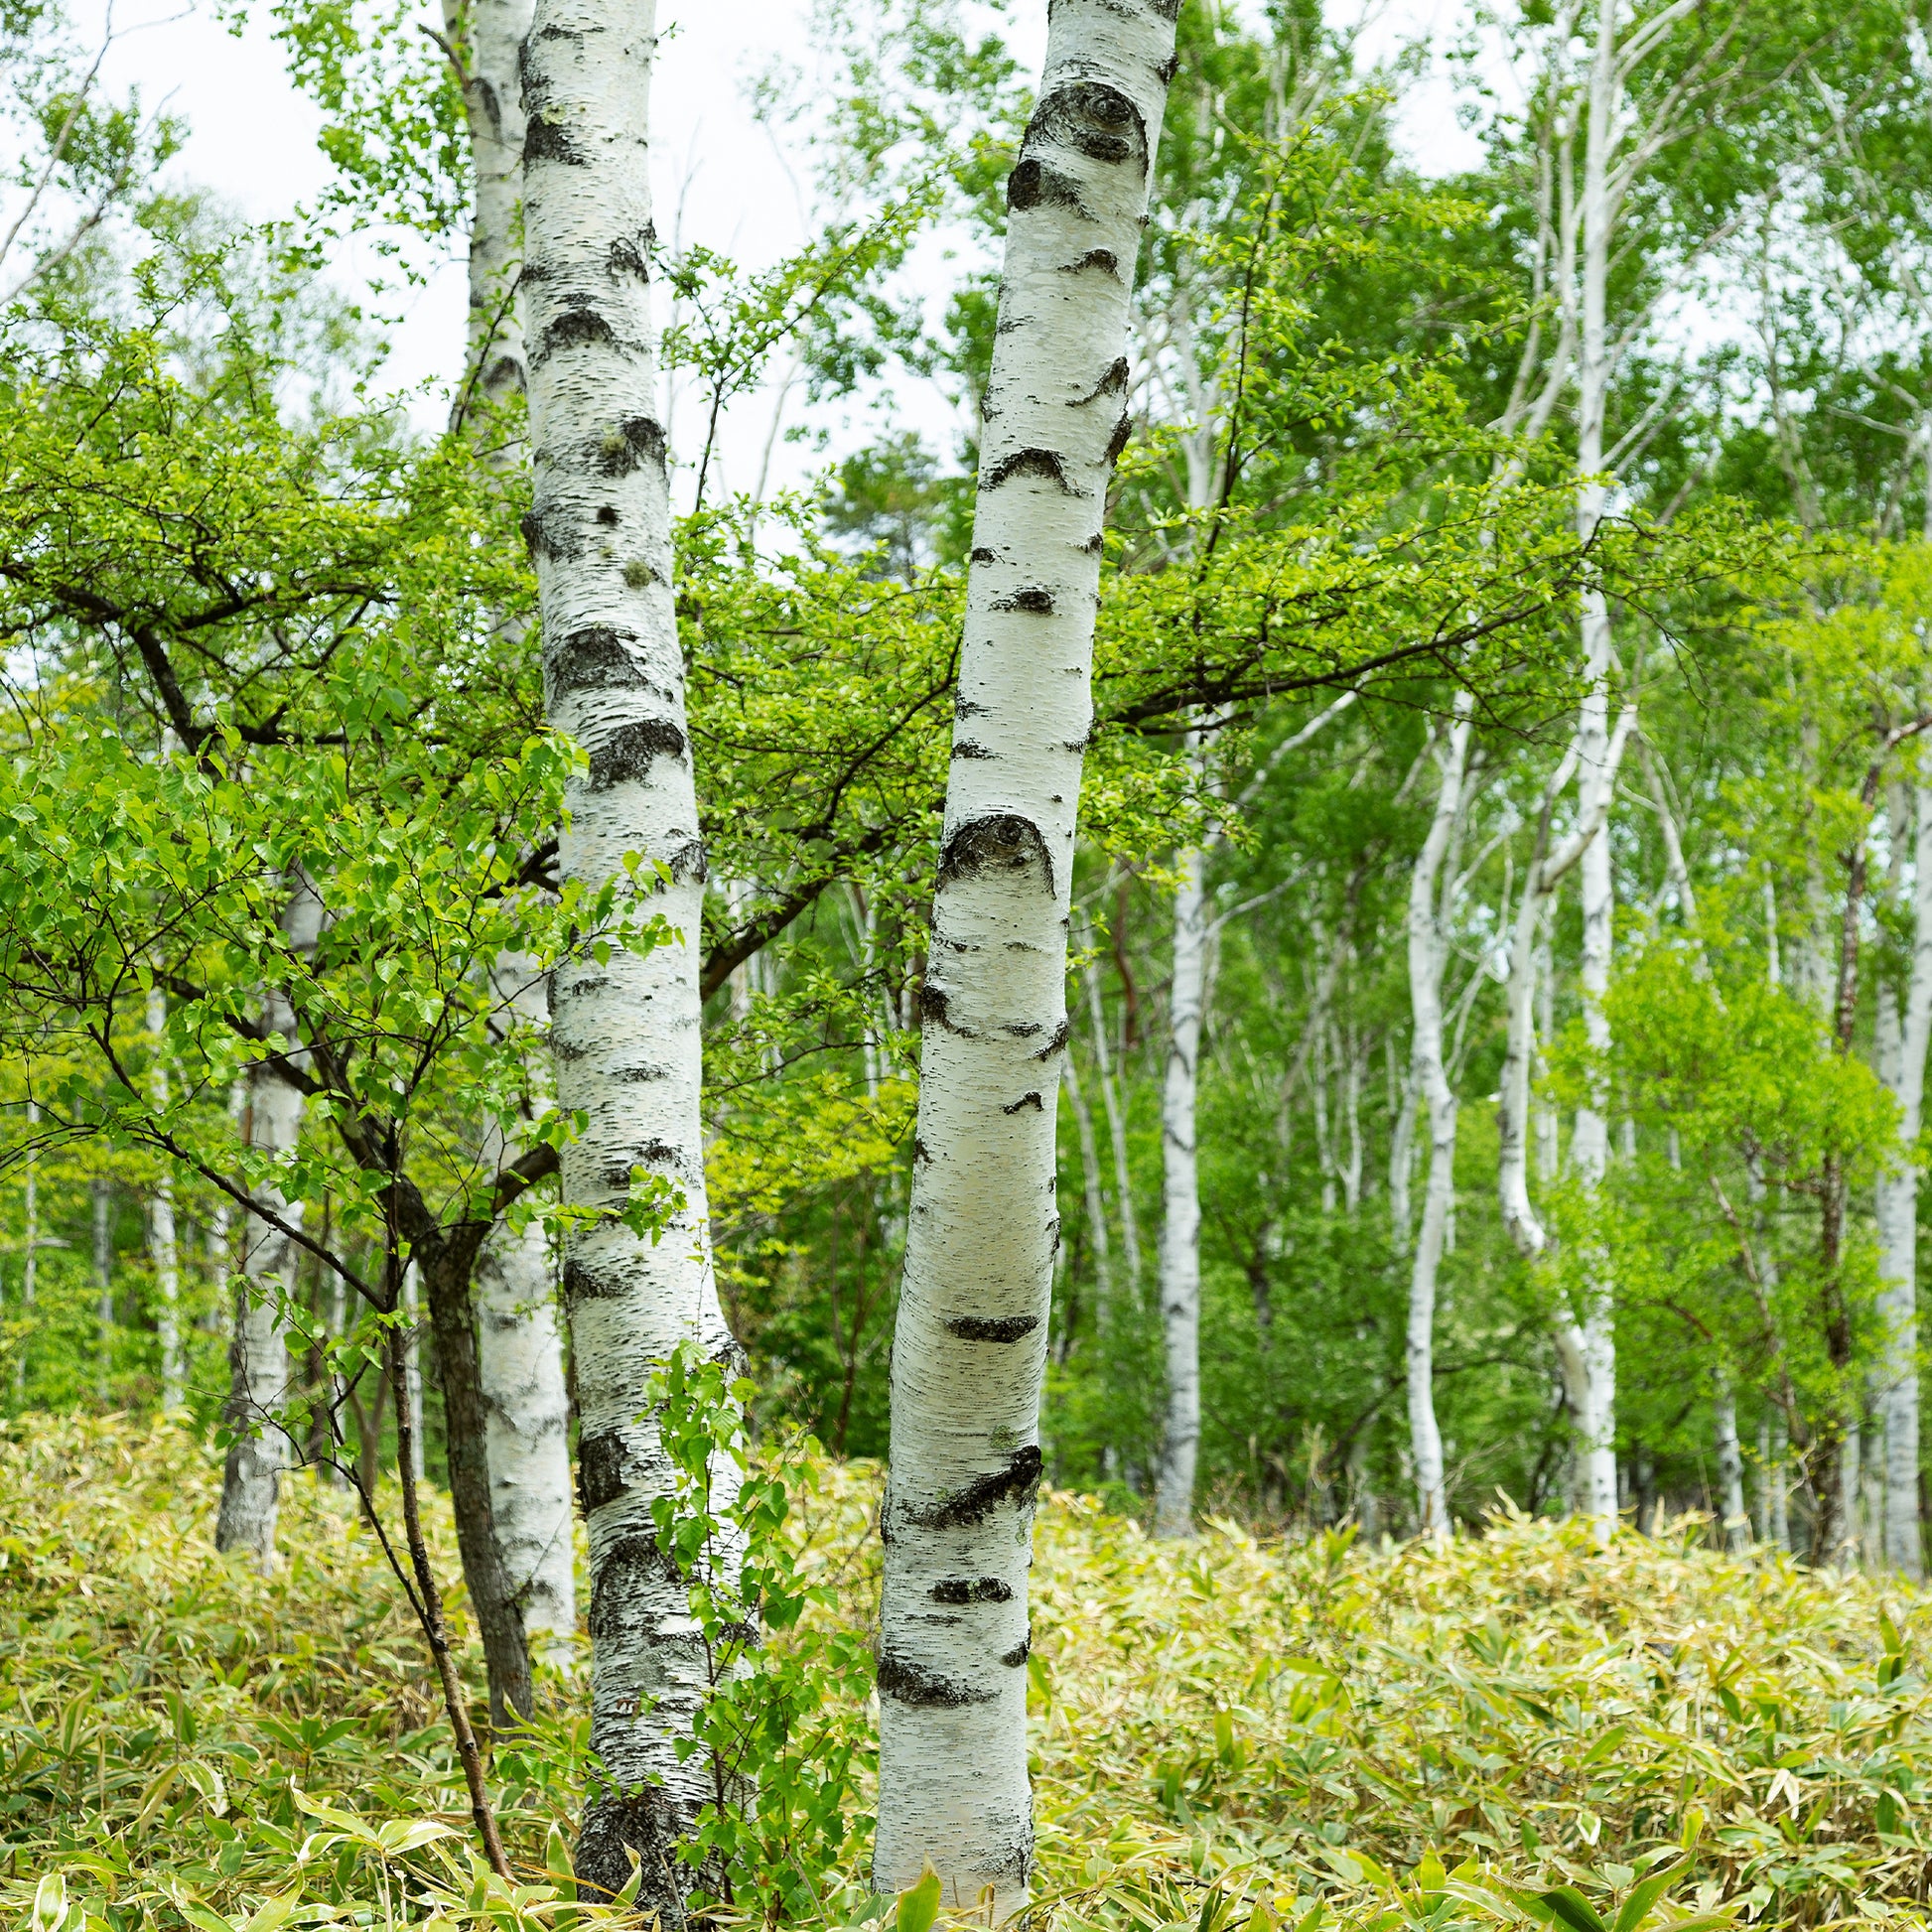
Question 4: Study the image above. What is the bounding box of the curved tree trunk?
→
[873,4,1176,1914]
[216,874,325,1573]
[520,3,736,1913]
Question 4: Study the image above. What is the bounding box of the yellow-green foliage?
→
[6,1417,1931,1930]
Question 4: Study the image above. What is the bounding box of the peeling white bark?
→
[1875,779,1932,1579]
[1405,699,1474,1540]
[215,875,325,1573]
[147,988,183,1410]
[875,4,1176,1912]
[520,2,733,1908]
[1154,840,1206,1539]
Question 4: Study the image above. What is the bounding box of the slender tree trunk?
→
[1875,780,1932,1579]
[520,4,736,1909]
[147,988,184,1410]
[1061,1050,1114,1331]
[1154,840,1206,1539]
[1405,700,1473,1540]
[15,1098,36,1397]
[874,6,1176,1911]
[92,1176,112,1403]
[401,1260,427,1485]
[216,875,325,1573]
[1565,0,1623,1546]
[477,959,576,1668]
[1713,1371,1746,1552]
[449,0,580,1690]
[1085,958,1143,1293]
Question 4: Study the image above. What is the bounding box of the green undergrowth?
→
[3,1417,1930,1931]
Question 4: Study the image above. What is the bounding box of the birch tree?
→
[1873,777,1932,1578]
[214,875,325,1574]
[874,0,1177,1911]
[1404,697,1474,1539]
[519,0,736,1907]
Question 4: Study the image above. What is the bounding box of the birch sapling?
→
[215,873,325,1573]
[1404,696,1474,1540]
[520,1,737,1909]
[874,2,1177,1912]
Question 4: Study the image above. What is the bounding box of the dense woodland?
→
[10,0,1932,1924]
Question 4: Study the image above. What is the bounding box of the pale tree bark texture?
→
[215,874,325,1573]
[520,1,736,1912]
[1875,780,1932,1579]
[146,987,183,1410]
[451,0,579,1681]
[478,954,577,1661]
[1404,697,1473,1541]
[1153,839,1206,1538]
[874,4,1177,1915]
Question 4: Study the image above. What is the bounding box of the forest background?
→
[10,0,1932,1921]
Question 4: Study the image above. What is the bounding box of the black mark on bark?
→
[1035,1018,1071,1059]
[970,546,999,565]
[577,1429,632,1511]
[992,588,1055,615]
[907,1445,1043,1528]
[1032,80,1149,172]
[667,837,708,885]
[983,447,1083,495]
[548,625,645,697]
[931,1576,1014,1604]
[600,415,667,477]
[575,1783,690,1917]
[1105,410,1133,467]
[563,1256,624,1304]
[1072,357,1131,406]
[918,984,970,1035]
[1006,158,1087,214]
[587,719,686,789]
[1001,1635,1032,1667]
[938,813,1054,897]
[536,308,616,361]
[877,1648,997,1707]
[523,113,585,167]
[1061,248,1122,277]
[946,1312,1041,1343]
[1002,1091,1044,1115]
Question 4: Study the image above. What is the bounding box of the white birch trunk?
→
[478,961,577,1663]
[450,0,579,1677]
[875,5,1176,1909]
[450,0,532,422]
[1561,0,1623,1547]
[1085,960,1143,1294]
[401,1259,427,1486]
[1405,700,1473,1540]
[1154,840,1206,1539]
[1061,1049,1114,1326]
[92,1176,112,1403]
[1713,1371,1746,1552]
[520,3,734,1907]
[15,1098,36,1397]
[215,875,325,1573]
[146,987,183,1411]
[1875,780,1932,1579]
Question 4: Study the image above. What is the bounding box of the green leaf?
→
[1537,1889,1610,1932]
[1612,1862,1686,1932]
[897,1864,943,1932]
